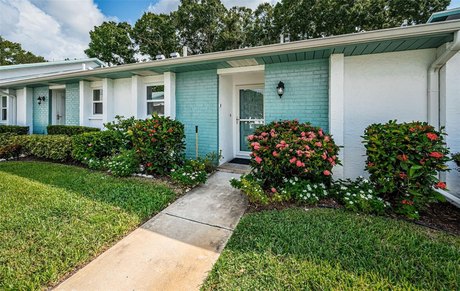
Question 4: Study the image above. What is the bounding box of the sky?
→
[0,0,459,61]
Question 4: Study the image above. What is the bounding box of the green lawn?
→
[0,161,176,290]
[203,208,460,290]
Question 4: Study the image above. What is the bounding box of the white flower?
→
[341,186,347,190]
[349,201,354,204]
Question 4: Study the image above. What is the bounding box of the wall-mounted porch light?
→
[37,96,46,105]
[276,81,285,97]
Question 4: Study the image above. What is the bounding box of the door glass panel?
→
[239,88,264,152]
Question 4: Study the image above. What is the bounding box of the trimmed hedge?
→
[0,125,29,135]
[14,135,73,161]
[47,125,100,136]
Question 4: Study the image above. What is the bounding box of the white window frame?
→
[146,84,165,117]
[92,88,103,115]
[1,95,7,123]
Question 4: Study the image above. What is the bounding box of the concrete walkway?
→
[55,171,247,291]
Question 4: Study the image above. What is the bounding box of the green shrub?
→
[453,153,460,167]
[0,133,17,146]
[104,115,140,149]
[107,149,140,177]
[72,131,123,168]
[248,120,340,189]
[47,125,100,136]
[0,125,29,135]
[197,151,222,173]
[171,159,207,187]
[363,120,449,219]
[16,135,72,161]
[130,114,185,175]
[230,174,281,205]
[281,177,328,204]
[330,178,388,215]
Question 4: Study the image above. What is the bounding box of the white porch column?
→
[329,54,345,178]
[16,87,33,133]
[164,72,176,119]
[131,75,143,118]
[102,78,114,124]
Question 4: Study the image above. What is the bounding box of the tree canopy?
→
[85,0,451,64]
[0,36,46,66]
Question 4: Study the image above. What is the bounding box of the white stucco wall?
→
[113,78,132,118]
[445,52,460,197]
[343,49,437,178]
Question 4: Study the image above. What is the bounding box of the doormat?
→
[229,158,251,165]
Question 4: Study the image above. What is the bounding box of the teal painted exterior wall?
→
[33,86,50,134]
[65,83,80,125]
[176,70,219,158]
[264,59,329,131]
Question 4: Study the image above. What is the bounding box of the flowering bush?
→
[107,149,140,177]
[130,114,185,175]
[72,131,123,169]
[330,177,388,215]
[363,120,449,218]
[171,159,207,187]
[281,177,328,204]
[248,120,340,188]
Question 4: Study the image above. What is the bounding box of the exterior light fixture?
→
[37,96,46,105]
[276,81,285,97]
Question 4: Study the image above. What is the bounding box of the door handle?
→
[57,114,62,120]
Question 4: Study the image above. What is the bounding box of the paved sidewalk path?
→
[55,171,247,291]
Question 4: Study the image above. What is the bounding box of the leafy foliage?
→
[133,13,179,58]
[85,21,137,65]
[453,153,460,167]
[281,177,328,204]
[15,135,73,161]
[103,115,139,149]
[0,143,22,160]
[0,36,46,65]
[130,114,185,175]
[230,174,276,205]
[171,159,207,187]
[47,125,100,136]
[249,120,340,188]
[72,131,124,168]
[0,125,29,135]
[107,149,140,177]
[363,120,449,218]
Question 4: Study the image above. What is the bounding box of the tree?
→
[215,7,254,51]
[133,12,180,59]
[273,0,450,40]
[248,3,279,46]
[85,21,137,65]
[0,36,46,66]
[174,0,227,54]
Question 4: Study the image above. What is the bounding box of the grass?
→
[203,208,460,290]
[0,161,176,290]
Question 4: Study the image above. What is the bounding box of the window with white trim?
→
[146,85,164,116]
[1,96,7,122]
[92,89,103,115]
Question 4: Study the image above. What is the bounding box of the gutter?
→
[1,20,460,89]
[426,30,460,206]
[427,30,460,128]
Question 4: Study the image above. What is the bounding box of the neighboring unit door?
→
[236,86,264,157]
[52,90,66,125]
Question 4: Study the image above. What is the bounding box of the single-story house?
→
[1,10,459,196]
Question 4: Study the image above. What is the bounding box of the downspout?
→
[427,30,460,129]
[427,30,460,208]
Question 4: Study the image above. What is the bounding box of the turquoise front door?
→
[236,86,264,156]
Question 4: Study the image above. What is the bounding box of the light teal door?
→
[237,86,264,156]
